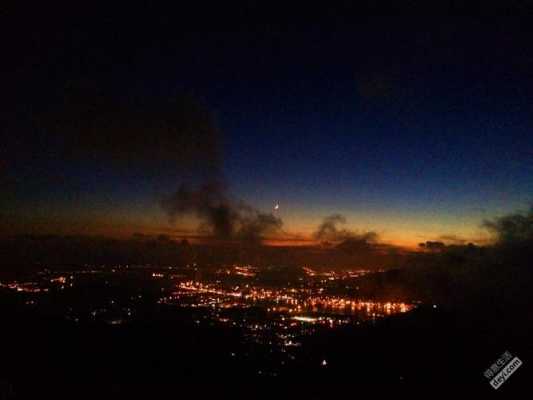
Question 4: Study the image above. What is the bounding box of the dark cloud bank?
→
[28,83,284,245]
[313,214,378,246]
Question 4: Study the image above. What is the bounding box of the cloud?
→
[418,241,446,251]
[438,234,467,245]
[161,183,282,245]
[37,81,283,245]
[357,74,394,100]
[39,81,222,176]
[313,214,378,245]
[483,205,533,245]
[313,214,349,242]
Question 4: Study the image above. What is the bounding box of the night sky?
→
[3,12,533,247]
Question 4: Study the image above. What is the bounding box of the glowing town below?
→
[1,263,418,375]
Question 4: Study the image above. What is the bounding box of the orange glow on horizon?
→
[3,207,489,251]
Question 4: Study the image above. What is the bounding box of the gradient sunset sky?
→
[3,14,533,247]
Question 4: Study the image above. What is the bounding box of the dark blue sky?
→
[3,14,533,245]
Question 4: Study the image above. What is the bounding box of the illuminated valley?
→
[0,263,417,374]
